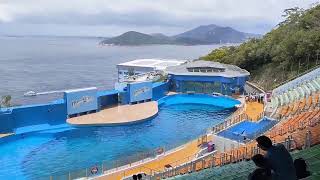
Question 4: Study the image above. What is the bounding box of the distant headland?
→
[99,24,261,46]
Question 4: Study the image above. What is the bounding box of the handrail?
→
[209,106,248,134]
[273,64,320,89]
[246,81,266,94]
[48,131,211,180]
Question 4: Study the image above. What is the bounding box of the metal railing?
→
[273,65,320,94]
[208,105,247,134]
[47,132,210,180]
[246,81,266,94]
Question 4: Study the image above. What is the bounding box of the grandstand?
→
[150,68,320,180]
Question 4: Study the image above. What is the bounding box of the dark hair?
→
[252,154,268,168]
[132,174,138,180]
[256,136,273,149]
[137,174,142,180]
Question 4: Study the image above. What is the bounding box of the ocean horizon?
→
[0,36,233,105]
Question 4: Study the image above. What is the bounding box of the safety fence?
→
[273,64,320,93]
[245,81,266,94]
[210,99,268,135]
[47,133,210,180]
[210,111,248,134]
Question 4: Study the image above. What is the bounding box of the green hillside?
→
[201,4,320,90]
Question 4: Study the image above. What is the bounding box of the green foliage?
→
[200,47,233,61]
[201,4,320,90]
[0,95,12,108]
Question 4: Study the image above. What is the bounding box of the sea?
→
[0,36,233,105]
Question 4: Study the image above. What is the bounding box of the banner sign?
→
[64,87,98,115]
[128,81,152,103]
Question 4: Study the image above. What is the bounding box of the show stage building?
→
[116,59,187,82]
[166,60,250,95]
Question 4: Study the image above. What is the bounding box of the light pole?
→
[298,59,301,75]
[307,53,310,70]
[316,50,320,66]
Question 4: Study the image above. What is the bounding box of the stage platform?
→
[67,101,158,126]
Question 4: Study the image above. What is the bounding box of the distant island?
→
[99,24,261,46]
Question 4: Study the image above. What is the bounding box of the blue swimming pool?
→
[218,118,277,142]
[0,94,240,179]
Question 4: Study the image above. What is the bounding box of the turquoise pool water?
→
[0,94,240,179]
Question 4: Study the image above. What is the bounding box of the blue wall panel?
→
[0,100,67,133]
[12,101,67,128]
[152,82,169,100]
[64,88,98,115]
[97,90,119,109]
[119,91,129,105]
[128,81,153,103]
[0,88,121,133]
[0,111,14,133]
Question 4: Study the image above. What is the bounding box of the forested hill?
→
[201,4,320,90]
[100,24,260,45]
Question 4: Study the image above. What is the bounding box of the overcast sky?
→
[0,0,319,37]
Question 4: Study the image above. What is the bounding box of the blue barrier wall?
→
[119,91,129,105]
[0,99,67,133]
[0,110,14,133]
[0,80,196,134]
[0,89,121,133]
[64,88,98,115]
[152,82,169,100]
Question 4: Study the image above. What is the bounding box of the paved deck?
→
[67,101,158,126]
[245,101,264,121]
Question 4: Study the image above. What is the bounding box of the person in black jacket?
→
[248,154,272,180]
[256,135,296,180]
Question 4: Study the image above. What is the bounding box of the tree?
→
[0,95,12,108]
[200,4,320,90]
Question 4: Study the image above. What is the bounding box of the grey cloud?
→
[0,0,318,36]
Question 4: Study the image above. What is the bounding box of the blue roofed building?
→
[166,60,250,95]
